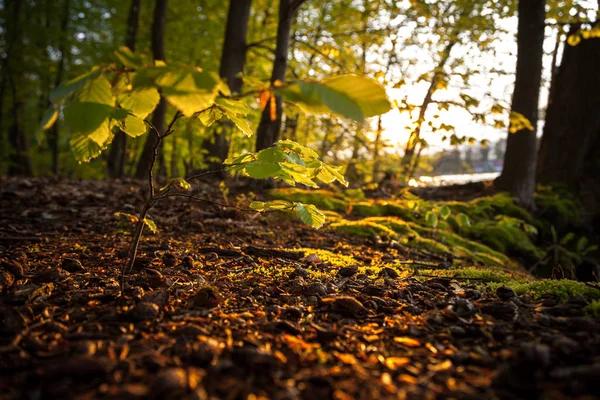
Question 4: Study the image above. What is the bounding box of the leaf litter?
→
[0,177,599,399]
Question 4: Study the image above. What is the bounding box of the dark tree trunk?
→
[537,25,600,218]
[135,0,167,180]
[108,0,141,179]
[201,0,252,170]
[47,0,71,176]
[255,0,306,151]
[495,0,545,209]
[5,0,32,176]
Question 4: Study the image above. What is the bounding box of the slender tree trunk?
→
[135,0,167,180]
[496,0,545,209]
[46,0,71,175]
[5,0,32,176]
[537,24,600,219]
[401,40,456,177]
[255,0,306,151]
[201,0,252,170]
[108,0,141,179]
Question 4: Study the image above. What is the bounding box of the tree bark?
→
[255,0,306,151]
[5,0,32,176]
[495,0,545,209]
[108,0,141,179]
[537,25,600,218]
[401,39,456,178]
[201,0,252,170]
[47,0,71,175]
[135,0,167,180]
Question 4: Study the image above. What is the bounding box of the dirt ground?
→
[1,177,599,400]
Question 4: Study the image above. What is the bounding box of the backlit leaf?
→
[295,202,326,229]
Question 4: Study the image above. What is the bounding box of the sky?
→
[377,1,599,156]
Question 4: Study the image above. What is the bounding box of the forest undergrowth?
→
[1,177,599,399]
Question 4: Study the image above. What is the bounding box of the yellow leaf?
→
[393,337,421,347]
[384,356,411,370]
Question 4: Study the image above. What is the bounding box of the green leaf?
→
[50,66,102,104]
[551,226,558,244]
[64,74,116,161]
[160,178,192,191]
[40,107,59,131]
[250,201,267,211]
[456,213,471,227]
[439,205,451,220]
[143,218,158,234]
[65,102,114,145]
[215,97,249,115]
[116,114,147,138]
[244,161,282,179]
[251,200,294,211]
[113,46,144,68]
[118,88,160,119]
[257,147,286,163]
[315,164,348,187]
[576,237,589,253]
[426,212,439,229]
[295,202,326,229]
[69,129,111,163]
[225,112,252,136]
[276,139,319,159]
[560,232,575,246]
[282,75,391,122]
[198,107,224,127]
[115,212,139,223]
[135,66,222,117]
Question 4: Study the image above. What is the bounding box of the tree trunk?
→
[135,0,167,180]
[401,40,456,178]
[495,0,545,209]
[537,25,600,219]
[201,0,252,170]
[5,0,32,176]
[47,0,71,176]
[108,0,141,179]
[255,0,306,151]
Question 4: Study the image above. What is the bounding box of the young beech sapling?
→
[41,47,392,293]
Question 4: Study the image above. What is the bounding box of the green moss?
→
[350,201,387,217]
[469,220,544,262]
[503,279,600,301]
[447,267,516,283]
[584,300,600,316]
[467,193,533,223]
[330,220,396,239]
[412,225,509,265]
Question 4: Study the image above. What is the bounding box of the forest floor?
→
[1,177,600,400]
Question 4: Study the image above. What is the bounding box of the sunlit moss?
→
[330,220,396,239]
[493,279,600,301]
[584,300,600,316]
[418,267,517,283]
